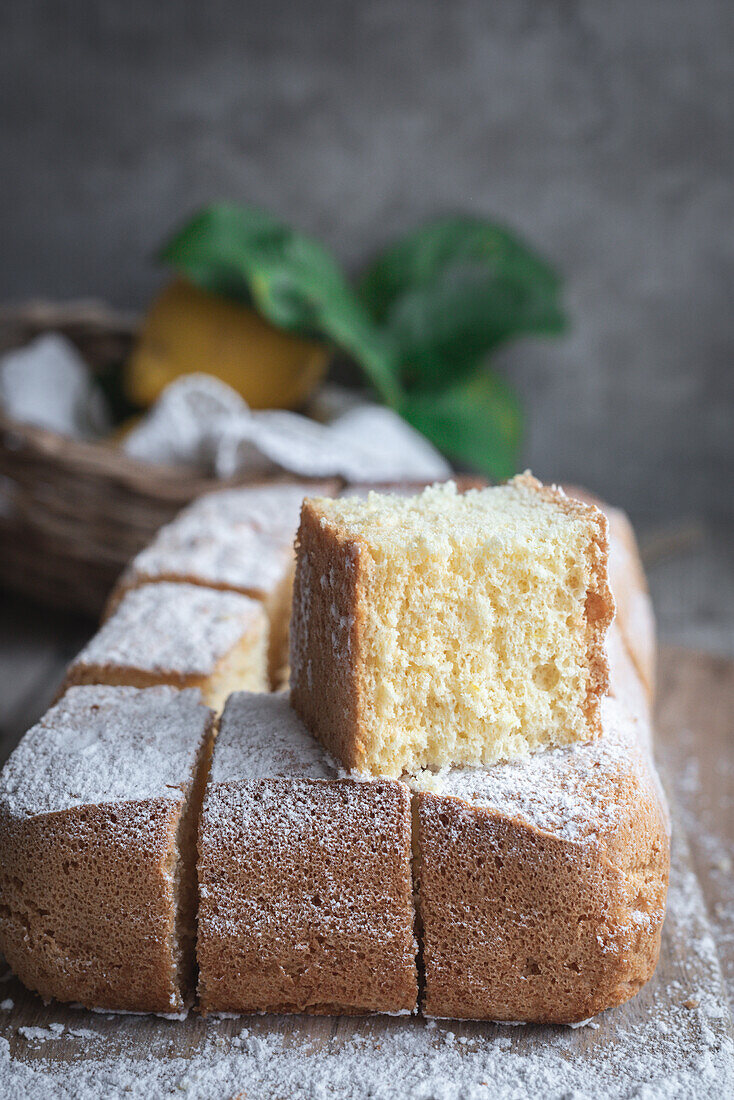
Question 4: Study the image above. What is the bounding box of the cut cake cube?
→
[414,692,669,1023]
[290,474,615,777]
[109,481,338,679]
[64,581,268,711]
[197,691,417,1015]
[0,685,215,1013]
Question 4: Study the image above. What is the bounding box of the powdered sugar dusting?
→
[199,692,416,1015]
[0,685,212,818]
[17,1024,65,1042]
[180,482,329,539]
[412,696,661,843]
[124,482,333,597]
[211,692,331,783]
[70,585,264,677]
[71,582,266,678]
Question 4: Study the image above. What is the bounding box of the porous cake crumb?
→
[64,581,268,710]
[197,692,417,1016]
[291,474,614,777]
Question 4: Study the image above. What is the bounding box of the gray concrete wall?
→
[3,0,733,521]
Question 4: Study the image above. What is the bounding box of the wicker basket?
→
[0,302,289,618]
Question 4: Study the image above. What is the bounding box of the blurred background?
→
[1,0,733,744]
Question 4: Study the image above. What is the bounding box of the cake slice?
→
[414,693,669,1023]
[0,685,215,1013]
[64,581,268,711]
[108,481,338,680]
[290,474,615,777]
[197,692,417,1016]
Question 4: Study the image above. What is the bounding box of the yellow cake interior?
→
[202,626,269,712]
[319,478,609,776]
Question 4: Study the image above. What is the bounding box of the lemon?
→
[127,278,330,409]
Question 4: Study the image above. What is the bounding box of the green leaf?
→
[160,203,402,406]
[402,370,522,480]
[359,216,566,391]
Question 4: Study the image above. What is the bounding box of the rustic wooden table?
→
[0,595,732,1095]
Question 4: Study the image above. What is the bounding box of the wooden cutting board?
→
[0,647,732,1097]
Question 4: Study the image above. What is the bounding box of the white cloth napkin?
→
[123,374,451,483]
[0,333,110,438]
[123,374,248,470]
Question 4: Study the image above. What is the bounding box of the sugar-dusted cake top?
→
[71,582,265,678]
[126,482,334,595]
[209,692,663,848]
[414,696,664,844]
[0,685,213,818]
[314,474,597,558]
[180,482,333,540]
[211,691,332,784]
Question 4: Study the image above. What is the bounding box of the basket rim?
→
[0,297,138,331]
[0,298,232,492]
[0,409,228,491]
[0,298,345,497]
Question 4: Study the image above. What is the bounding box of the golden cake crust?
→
[0,686,215,1013]
[196,693,417,1016]
[199,778,417,1016]
[0,799,186,1013]
[415,694,669,1023]
[290,509,365,771]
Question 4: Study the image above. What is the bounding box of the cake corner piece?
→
[0,684,216,1014]
[414,690,669,1024]
[63,581,269,711]
[290,474,615,778]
